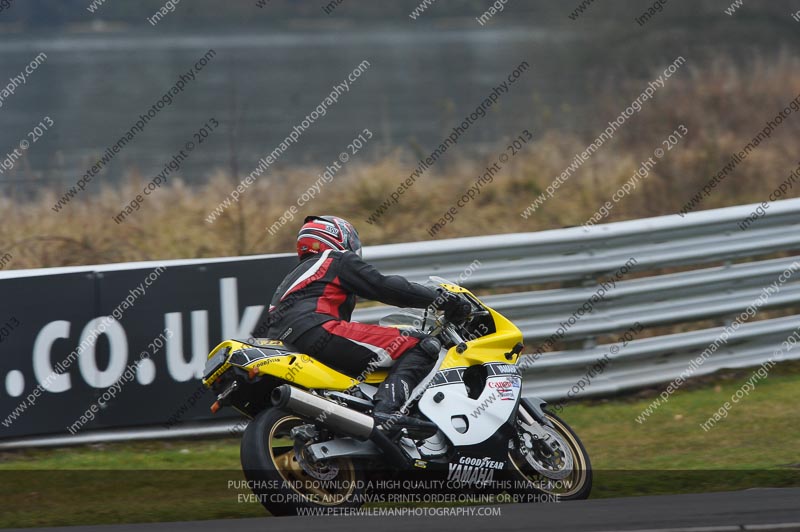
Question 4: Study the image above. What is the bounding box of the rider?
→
[265,215,470,429]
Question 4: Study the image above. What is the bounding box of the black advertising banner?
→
[0,255,297,440]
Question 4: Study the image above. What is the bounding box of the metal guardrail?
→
[357,197,800,401]
[366,198,800,287]
[2,198,799,449]
[356,255,800,329]
[520,315,800,401]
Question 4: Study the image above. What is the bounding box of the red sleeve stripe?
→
[279,250,333,301]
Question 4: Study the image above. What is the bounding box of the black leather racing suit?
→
[266,249,442,414]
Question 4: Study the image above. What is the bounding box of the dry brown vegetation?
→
[2,54,800,270]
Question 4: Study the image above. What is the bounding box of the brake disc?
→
[293,439,340,481]
[518,426,574,480]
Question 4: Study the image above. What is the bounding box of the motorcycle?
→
[202,277,591,515]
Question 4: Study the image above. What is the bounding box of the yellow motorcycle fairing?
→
[443,309,523,368]
[202,339,389,391]
[436,283,524,368]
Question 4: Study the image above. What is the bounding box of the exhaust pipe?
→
[271,384,374,439]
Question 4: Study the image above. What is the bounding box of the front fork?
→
[514,397,561,457]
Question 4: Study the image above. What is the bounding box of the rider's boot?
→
[372,338,440,439]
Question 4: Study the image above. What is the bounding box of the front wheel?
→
[507,408,592,500]
[240,408,366,516]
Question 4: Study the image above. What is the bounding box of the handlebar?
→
[430,292,491,354]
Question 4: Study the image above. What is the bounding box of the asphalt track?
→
[8,488,800,532]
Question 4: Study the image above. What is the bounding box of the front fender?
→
[520,396,554,427]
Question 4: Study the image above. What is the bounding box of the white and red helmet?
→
[297,215,362,258]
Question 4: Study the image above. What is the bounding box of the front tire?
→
[240,408,366,516]
[507,409,592,500]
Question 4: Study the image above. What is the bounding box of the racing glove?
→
[434,289,472,322]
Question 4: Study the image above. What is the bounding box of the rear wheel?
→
[507,408,592,500]
[240,408,366,516]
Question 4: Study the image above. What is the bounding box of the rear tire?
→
[240,408,366,516]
